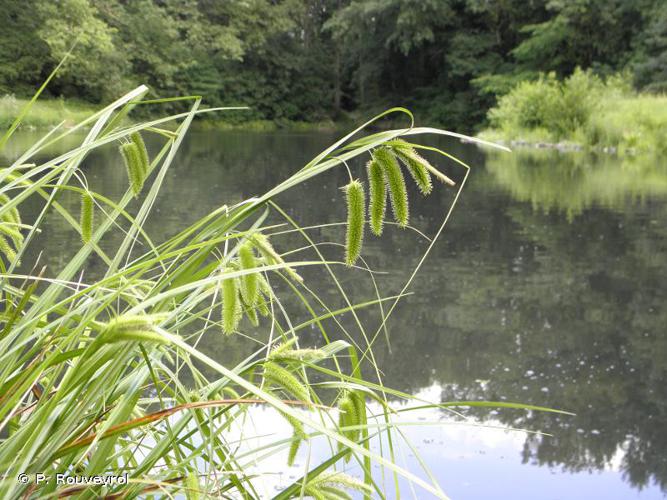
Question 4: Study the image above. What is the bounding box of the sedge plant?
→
[0,83,568,499]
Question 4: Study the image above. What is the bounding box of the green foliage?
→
[36,0,126,101]
[185,473,200,500]
[633,2,667,92]
[0,225,22,250]
[0,1,48,95]
[511,0,644,76]
[1,0,667,131]
[487,69,615,139]
[339,138,449,287]
[583,94,667,155]
[287,437,301,468]
[216,235,295,333]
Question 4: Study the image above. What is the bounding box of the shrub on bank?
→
[483,69,667,154]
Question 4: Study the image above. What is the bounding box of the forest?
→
[2,0,667,132]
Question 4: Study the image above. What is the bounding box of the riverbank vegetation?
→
[0,96,344,133]
[0,95,94,130]
[3,0,667,132]
[480,70,667,154]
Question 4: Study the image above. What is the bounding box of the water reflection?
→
[485,148,667,219]
[4,130,667,497]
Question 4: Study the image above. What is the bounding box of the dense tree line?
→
[1,0,667,131]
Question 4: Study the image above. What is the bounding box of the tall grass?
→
[0,85,561,498]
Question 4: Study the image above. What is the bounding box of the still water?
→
[5,130,667,499]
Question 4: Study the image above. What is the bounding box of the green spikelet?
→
[343,179,365,266]
[268,339,326,363]
[80,192,94,244]
[337,393,359,459]
[391,140,433,195]
[243,302,259,326]
[250,233,279,263]
[256,278,271,315]
[287,436,301,467]
[258,271,272,292]
[11,204,21,227]
[270,348,325,364]
[375,147,409,226]
[0,193,21,227]
[221,277,242,334]
[238,241,259,306]
[104,313,168,330]
[0,234,17,263]
[367,158,386,236]
[283,411,306,440]
[257,273,274,316]
[264,361,310,403]
[185,472,200,500]
[100,314,170,344]
[256,296,270,317]
[0,224,22,247]
[350,390,365,422]
[304,486,327,500]
[269,338,298,357]
[316,472,373,495]
[341,396,359,439]
[318,486,353,500]
[336,401,347,451]
[304,472,371,499]
[265,386,307,455]
[119,142,144,197]
[252,233,303,283]
[130,131,150,178]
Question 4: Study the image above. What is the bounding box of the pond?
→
[5,130,667,499]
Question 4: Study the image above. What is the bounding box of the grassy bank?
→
[195,117,345,132]
[0,95,96,129]
[1,95,353,133]
[479,69,667,155]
